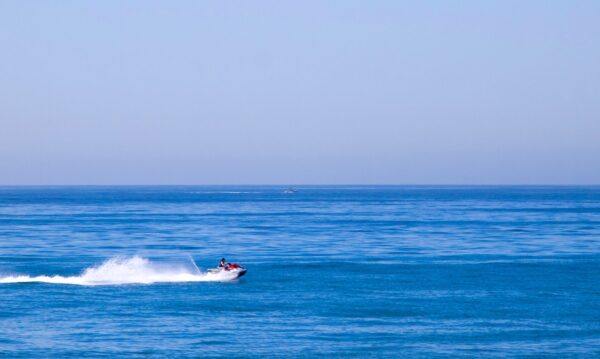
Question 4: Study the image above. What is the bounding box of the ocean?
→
[0,186,599,357]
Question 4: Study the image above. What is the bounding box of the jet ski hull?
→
[208,265,247,279]
[235,268,247,278]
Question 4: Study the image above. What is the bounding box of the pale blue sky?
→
[1,1,599,185]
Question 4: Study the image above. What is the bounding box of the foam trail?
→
[0,256,239,286]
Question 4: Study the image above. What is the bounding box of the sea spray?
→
[0,256,239,285]
[187,255,202,275]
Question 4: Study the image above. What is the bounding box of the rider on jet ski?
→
[212,258,247,278]
[219,257,245,271]
[218,258,227,268]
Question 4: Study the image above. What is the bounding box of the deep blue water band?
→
[1,186,599,357]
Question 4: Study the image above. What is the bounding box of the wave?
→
[0,256,240,286]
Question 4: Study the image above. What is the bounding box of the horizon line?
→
[0,184,599,187]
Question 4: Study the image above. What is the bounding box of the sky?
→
[1,1,599,185]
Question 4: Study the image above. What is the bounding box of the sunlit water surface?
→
[1,186,600,357]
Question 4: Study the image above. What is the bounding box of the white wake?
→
[0,256,240,286]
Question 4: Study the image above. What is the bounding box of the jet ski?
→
[208,263,247,279]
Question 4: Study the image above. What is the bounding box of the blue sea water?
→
[1,186,600,357]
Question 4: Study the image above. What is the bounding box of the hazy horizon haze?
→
[1,1,599,185]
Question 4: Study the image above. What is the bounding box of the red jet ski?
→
[209,262,247,279]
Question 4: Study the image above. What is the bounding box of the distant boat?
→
[283,187,298,194]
